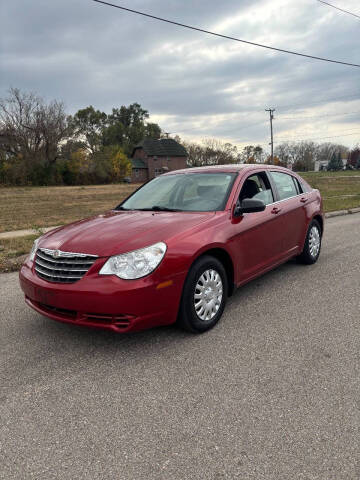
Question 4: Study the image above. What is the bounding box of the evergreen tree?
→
[327,152,343,171]
[337,151,344,170]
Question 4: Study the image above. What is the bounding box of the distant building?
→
[130,138,188,182]
[314,152,348,171]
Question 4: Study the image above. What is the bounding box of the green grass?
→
[301,170,360,178]
[300,171,360,212]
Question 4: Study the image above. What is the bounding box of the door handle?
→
[271,207,281,214]
[300,197,308,203]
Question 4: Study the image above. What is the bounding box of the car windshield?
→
[118,172,237,212]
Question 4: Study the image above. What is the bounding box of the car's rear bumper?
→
[19,260,186,333]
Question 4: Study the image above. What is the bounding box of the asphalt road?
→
[1,214,359,480]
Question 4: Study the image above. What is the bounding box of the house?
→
[130,138,188,182]
[314,159,329,171]
[314,152,349,171]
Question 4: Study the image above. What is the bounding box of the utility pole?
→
[265,108,275,164]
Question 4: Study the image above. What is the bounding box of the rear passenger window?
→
[270,172,298,201]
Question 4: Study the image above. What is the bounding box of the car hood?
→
[39,210,215,257]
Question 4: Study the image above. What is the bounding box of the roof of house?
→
[132,138,187,158]
[131,158,147,169]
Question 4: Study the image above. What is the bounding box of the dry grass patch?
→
[0,172,359,234]
[0,234,37,273]
[0,184,140,233]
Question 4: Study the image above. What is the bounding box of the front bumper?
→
[19,259,186,333]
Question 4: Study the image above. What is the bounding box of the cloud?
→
[0,0,359,148]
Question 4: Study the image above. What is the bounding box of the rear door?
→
[268,171,308,255]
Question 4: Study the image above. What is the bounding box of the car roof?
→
[165,164,291,175]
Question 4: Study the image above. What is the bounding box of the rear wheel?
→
[297,219,322,264]
[178,255,228,333]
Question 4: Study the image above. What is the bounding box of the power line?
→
[316,0,360,20]
[275,130,360,143]
[278,126,360,138]
[92,0,360,68]
[274,92,360,112]
[279,110,360,120]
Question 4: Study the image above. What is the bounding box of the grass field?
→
[0,172,359,234]
[0,183,139,233]
[0,234,38,273]
[301,171,360,212]
[0,172,359,272]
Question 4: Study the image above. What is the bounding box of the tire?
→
[177,255,228,333]
[297,219,322,265]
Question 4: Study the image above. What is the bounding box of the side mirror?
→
[234,198,266,216]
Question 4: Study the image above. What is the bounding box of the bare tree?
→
[181,137,238,167]
[274,141,349,171]
[0,87,69,169]
[239,145,265,163]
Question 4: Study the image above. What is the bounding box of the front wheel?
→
[297,219,322,264]
[178,255,228,333]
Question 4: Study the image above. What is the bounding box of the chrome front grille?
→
[34,248,98,284]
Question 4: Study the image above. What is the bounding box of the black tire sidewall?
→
[179,255,228,333]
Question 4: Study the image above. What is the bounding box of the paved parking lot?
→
[1,214,359,479]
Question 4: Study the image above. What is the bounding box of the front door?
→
[230,171,285,283]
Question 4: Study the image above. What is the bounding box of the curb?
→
[0,225,61,240]
[325,207,360,218]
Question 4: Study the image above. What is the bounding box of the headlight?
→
[29,237,41,262]
[99,242,167,280]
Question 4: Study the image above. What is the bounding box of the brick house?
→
[130,138,188,183]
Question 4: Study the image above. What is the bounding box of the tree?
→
[348,148,360,168]
[182,138,238,167]
[240,145,264,164]
[91,145,131,183]
[110,147,132,182]
[103,103,161,155]
[265,155,287,167]
[0,87,69,184]
[64,148,92,185]
[327,151,343,171]
[202,138,238,165]
[69,106,107,154]
[274,142,292,167]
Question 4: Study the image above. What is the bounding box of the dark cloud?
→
[1,0,359,148]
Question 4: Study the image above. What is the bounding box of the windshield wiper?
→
[137,205,182,212]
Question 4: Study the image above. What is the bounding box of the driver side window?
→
[239,172,274,205]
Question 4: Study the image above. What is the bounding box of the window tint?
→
[239,172,274,205]
[270,172,298,200]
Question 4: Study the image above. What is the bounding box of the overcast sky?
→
[1,0,359,150]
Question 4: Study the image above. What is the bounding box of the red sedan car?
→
[19,164,323,333]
